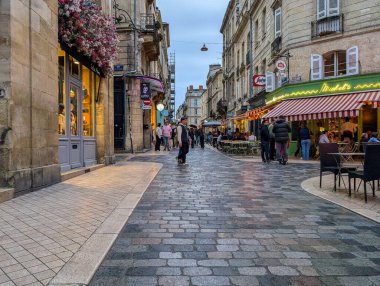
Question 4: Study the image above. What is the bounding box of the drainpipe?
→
[29,0,34,189]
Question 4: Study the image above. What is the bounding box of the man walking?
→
[268,119,276,160]
[162,121,172,151]
[260,119,270,163]
[273,115,291,165]
[198,125,205,149]
[177,117,191,164]
[155,123,162,151]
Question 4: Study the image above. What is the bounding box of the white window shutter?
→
[346,46,359,75]
[275,8,282,38]
[265,71,274,92]
[317,0,326,20]
[311,54,323,80]
[328,0,339,16]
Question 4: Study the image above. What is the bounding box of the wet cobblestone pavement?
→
[90,148,380,286]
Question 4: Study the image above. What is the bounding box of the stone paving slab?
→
[0,161,162,286]
[90,147,380,286]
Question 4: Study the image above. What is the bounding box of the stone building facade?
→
[205,64,224,120]
[184,85,204,127]
[0,0,115,197]
[221,0,380,136]
[113,0,171,152]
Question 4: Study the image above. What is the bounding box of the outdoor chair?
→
[348,144,380,203]
[319,143,356,192]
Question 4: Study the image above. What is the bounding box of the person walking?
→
[162,121,172,151]
[299,122,311,160]
[155,123,162,151]
[273,115,291,165]
[198,125,205,149]
[260,119,270,163]
[171,125,177,149]
[189,128,195,148]
[177,117,191,164]
[268,119,276,160]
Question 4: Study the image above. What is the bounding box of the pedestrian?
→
[155,123,162,151]
[162,121,172,151]
[268,119,276,160]
[195,128,200,146]
[273,115,291,165]
[260,119,270,163]
[227,127,232,140]
[299,122,311,160]
[176,117,191,164]
[171,125,177,149]
[198,125,205,149]
[189,128,195,148]
[207,131,213,145]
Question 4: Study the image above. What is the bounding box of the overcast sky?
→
[156,0,230,112]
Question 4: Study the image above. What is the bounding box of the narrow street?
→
[90,148,380,286]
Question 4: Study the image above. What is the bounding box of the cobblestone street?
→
[90,148,380,286]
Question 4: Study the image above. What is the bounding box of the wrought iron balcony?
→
[271,36,282,53]
[311,14,344,39]
[140,14,156,32]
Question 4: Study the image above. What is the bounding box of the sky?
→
[156,0,230,112]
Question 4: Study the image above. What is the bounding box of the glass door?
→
[69,83,83,168]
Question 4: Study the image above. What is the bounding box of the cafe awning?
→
[263,91,380,121]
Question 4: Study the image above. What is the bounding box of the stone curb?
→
[301,176,380,224]
[49,163,163,286]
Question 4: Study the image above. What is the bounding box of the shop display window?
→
[58,48,66,135]
[70,84,79,136]
[82,66,95,136]
[69,55,80,78]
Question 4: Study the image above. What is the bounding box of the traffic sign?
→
[276,60,287,71]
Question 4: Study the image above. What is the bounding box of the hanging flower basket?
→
[58,0,119,76]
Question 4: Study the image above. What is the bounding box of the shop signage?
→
[250,96,266,109]
[266,73,380,105]
[141,99,152,110]
[253,75,266,86]
[114,64,124,71]
[140,83,151,99]
[276,60,287,71]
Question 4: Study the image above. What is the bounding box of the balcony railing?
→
[271,36,282,53]
[140,14,155,32]
[311,14,344,39]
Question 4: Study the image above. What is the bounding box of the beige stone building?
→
[184,85,204,127]
[113,0,170,152]
[222,0,380,138]
[200,88,209,123]
[0,0,115,197]
[205,64,224,120]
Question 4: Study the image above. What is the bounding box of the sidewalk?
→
[0,160,162,286]
[302,174,380,223]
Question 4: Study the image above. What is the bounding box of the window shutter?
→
[275,8,282,38]
[265,71,274,92]
[346,46,359,75]
[328,0,339,16]
[311,54,323,80]
[317,0,326,20]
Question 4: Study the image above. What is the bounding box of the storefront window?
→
[70,84,79,136]
[82,66,95,136]
[69,55,80,78]
[58,48,66,135]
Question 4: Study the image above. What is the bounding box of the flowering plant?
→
[58,0,119,76]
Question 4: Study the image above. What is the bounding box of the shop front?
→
[58,47,101,171]
[263,73,380,155]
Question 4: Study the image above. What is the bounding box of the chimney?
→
[189,85,193,91]
[199,85,203,90]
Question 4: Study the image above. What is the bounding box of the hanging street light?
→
[200,44,208,52]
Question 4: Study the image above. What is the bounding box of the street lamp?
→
[200,44,208,52]
[157,103,165,111]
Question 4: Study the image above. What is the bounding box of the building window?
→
[317,0,339,20]
[323,51,346,78]
[82,66,95,136]
[254,20,259,47]
[274,8,281,38]
[58,49,66,135]
[261,8,266,39]
[194,99,198,106]
[261,58,266,74]
[310,46,359,80]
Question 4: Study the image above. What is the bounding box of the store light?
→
[157,103,165,111]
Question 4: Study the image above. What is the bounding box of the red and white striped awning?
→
[263,91,380,122]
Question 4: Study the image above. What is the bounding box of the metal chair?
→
[319,143,356,192]
[348,144,380,203]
